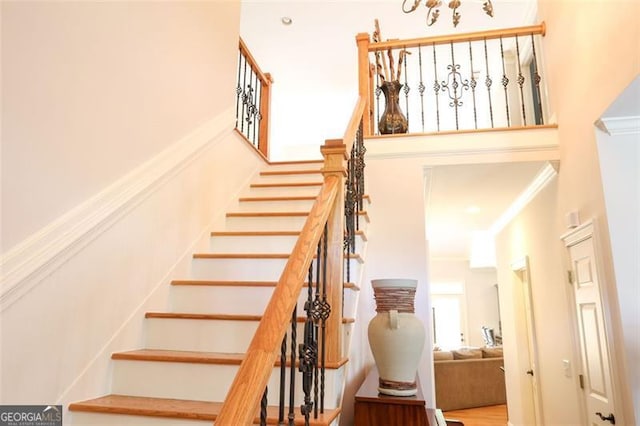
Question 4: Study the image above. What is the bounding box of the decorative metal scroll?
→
[370,30,546,135]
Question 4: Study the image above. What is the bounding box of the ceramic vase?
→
[378,80,408,134]
[368,278,425,396]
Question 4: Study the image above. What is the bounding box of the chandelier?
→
[402,0,494,27]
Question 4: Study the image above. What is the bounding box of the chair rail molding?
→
[0,107,236,312]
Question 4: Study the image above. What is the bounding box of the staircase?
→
[69,160,369,426]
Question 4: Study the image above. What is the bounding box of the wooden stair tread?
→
[210,230,367,240]
[226,211,309,217]
[170,280,360,291]
[268,159,323,166]
[112,349,348,369]
[69,394,340,425]
[192,252,364,262]
[113,349,245,364]
[260,169,321,176]
[145,312,355,324]
[250,182,322,188]
[238,194,371,202]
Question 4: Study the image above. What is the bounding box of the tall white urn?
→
[368,278,425,396]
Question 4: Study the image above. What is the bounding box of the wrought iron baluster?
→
[320,225,329,413]
[403,49,410,130]
[235,49,242,129]
[440,41,469,130]
[483,38,494,128]
[468,41,478,129]
[279,334,286,424]
[288,305,297,426]
[308,263,319,419]
[257,78,263,149]
[250,70,258,146]
[499,36,511,127]
[240,52,248,133]
[374,70,381,135]
[514,35,527,125]
[530,33,544,125]
[418,45,426,132]
[260,387,268,426]
[299,263,316,426]
[432,43,441,131]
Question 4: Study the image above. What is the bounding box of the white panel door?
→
[568,233,617,425]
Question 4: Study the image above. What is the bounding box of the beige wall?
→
[537,0,639,423]
[496,178,584,425]
[0,1,263,417]
[1,1,241,251]
[494,1,640,424]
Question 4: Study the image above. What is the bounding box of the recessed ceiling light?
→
[281,16,293,25]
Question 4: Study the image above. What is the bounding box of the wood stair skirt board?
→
[69,395,340,425]
[68,161,367,426]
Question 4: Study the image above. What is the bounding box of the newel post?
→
[320,139,347,364]
[258,73,273,158]
[356,33,373,136]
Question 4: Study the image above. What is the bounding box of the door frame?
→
[511,256,544,425]
[561,219,627,425]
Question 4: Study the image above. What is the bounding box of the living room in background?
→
[431,281,467,349]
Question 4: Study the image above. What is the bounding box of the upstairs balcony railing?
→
[236,38,273,157]
[357,23,548,136]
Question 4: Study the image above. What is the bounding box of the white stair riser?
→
[145,318,352,357]
[224,215,308,232]
[190,258,362,282]
[111,360,344,408]
[191,258,287,281]
[210,234,298,253]
[209,234,366,255]
[254,173,323,184]
[71,412,212,425]
[145,318,296,353]
[170,285,357,316]
[244,185,322,198]
[235,199,316,213]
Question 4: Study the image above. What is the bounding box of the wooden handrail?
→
[216,175,341,426]
[239,37,272,86]
[343,96,367,152]
[369,22,546,51]
[237,38,272,158]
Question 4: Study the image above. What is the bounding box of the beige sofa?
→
[433,347,506,411]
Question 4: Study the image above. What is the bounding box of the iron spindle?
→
[299,264,316,426]
[432,43,441,131]
[530,33,544,124]
[499,36,511,127]
[374,70,381,135]
[235,49,242,129]
[403,49,410,129]
[250,70,258,146]
[468,41,478,129]
[288,305,297,426]
[515,35,527,125]
[257,78,263,149]
[240,52,248,133]
[418,45,426,132]
[279,335,287,424]
[483,38,495,127]
[320,225,329,413]
[308,263,319,420]
[260,387,268,426]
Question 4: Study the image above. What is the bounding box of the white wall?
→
[597,129,640,422]
[1,1,241,251]
[495,179,583,426]
[0,2,270,419]
[536,0,640,422]
[430,259,500,348]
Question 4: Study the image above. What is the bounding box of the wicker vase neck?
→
[373,286,416,313]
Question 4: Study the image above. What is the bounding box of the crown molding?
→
[596,115,640,136]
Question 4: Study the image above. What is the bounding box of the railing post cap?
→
[356,33,371,43]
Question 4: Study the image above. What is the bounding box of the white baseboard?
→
[0,107,235,312]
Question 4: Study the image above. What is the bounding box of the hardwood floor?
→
[443,404,508,426]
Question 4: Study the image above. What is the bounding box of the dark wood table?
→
[354,368,445,426]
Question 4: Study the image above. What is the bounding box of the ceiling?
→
[240,0,543,262]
